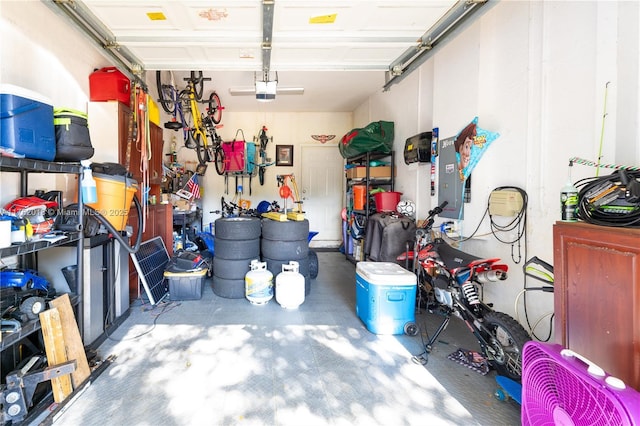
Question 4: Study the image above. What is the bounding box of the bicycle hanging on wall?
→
[156,70,226,173]
[253,125,274,185]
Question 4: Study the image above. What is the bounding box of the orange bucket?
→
[353,185,366,210]
[87,173,138,231]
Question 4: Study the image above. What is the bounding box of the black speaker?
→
[404,131,432,164]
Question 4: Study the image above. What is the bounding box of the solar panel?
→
[130,237,170,304]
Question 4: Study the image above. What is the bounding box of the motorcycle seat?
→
[432,238,481,269]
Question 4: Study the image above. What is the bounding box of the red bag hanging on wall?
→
[223,129,246,173]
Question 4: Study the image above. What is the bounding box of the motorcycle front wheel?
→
[483,311,531,382]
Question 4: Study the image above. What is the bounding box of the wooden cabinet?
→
[88,102,173,303]
[553,221,640,390]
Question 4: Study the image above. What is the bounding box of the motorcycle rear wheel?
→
[483,311,530,382]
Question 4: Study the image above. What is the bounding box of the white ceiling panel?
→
[47,0,485,112]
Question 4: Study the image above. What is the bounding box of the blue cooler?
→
[356,261,417,335]
[1,84,56,161]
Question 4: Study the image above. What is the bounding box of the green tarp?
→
[338,121,394,159]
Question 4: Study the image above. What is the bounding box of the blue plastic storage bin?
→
[355,261,417,335]
[0,85,56,161]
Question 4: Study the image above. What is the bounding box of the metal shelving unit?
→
[344,151,395,263]
[0,156,84,346]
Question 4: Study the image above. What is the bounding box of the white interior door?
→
[301,145,344,247]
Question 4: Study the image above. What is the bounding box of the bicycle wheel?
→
[190,71,204,101]
[259,165,265,185]
[156,70,176,114]
[214,147,226,175]
[193,131,209,165]
[207,91,223,124]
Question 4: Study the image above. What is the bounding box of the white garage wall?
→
[355,1,640,340]
[173,110,353,230]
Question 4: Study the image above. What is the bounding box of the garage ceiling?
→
[46,0,487,112]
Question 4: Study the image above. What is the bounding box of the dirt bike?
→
[398,201,531,381]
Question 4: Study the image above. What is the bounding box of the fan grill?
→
[522,343,629,426]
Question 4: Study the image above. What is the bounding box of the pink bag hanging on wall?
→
[222,129,246,173]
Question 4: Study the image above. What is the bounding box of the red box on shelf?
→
[89,67,131,104]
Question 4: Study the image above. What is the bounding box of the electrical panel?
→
[489,189,524,217]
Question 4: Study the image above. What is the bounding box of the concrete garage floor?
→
[49,252,521,425]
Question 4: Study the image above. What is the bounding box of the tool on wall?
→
[431,127,439,196]
[262,174,304,221]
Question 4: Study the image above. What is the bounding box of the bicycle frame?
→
[254,125,274,185]
[156,71,187,140]
[157,71,225,170]
[184,75,227,171]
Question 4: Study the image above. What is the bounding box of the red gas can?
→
[89,67,131,104]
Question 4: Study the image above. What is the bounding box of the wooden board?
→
[39,308,73,403]
[50,294,91,388]
[286,212,305,221]
[262,212,288,222]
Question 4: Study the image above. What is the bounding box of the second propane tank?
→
[275,261,305,309]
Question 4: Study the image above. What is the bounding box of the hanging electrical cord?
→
[444,187,528,264]
[488,186,528,263]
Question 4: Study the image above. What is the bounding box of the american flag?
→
[187,174,201,199]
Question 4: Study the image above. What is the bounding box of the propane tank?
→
[245,259,274,305]
[275,261,305,309]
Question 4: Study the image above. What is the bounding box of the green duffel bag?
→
[338,120,394,159]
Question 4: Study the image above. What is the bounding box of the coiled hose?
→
[576,169,640,227]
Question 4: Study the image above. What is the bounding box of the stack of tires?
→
[212,217,261,298]
[261,218,311,295]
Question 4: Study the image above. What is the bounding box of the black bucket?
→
[61,264,78,293]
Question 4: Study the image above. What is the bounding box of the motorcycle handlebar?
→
[428,201,448,218]
[421,201,448,230]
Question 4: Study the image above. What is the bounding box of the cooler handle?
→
[0,102,39,119]
[387,293,405,302]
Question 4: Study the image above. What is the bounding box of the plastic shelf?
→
[0,156,82,174]
[0,294,79,351]
[0,232,81,258]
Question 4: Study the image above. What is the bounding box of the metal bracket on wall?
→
[41,0,147,90]
[384,0,491,91]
